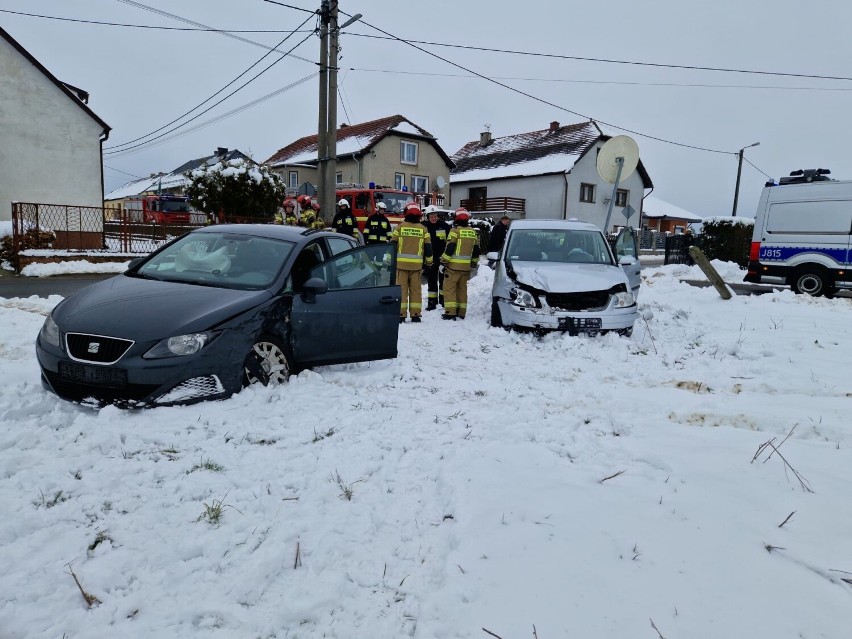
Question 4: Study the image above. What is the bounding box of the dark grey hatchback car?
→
[36,225,401,407]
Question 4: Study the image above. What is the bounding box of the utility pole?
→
[317,2,359,223]
[316,1,330,221]
[732,141,759,217]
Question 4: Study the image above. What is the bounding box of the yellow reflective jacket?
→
[441,226,480,271]
[391,221,433,271]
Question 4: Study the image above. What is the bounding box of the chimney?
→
[480,131,492,145]
[216,147,228,156]
[549,121,560,132]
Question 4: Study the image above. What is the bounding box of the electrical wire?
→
[343,14,734,155]
[105,11,315,151]
[743,156,773,180]
[347,67,852,92]
[103,164,145,179]
[0,8,313,32]
[345,32,852,84]
[108,73,317,158]
[105,27,315,155]
[113,0,314,64]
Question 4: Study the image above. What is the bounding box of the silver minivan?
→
[487,220,640,335]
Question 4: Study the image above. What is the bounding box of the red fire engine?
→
[124,195,192,224]
[335,185,427,230]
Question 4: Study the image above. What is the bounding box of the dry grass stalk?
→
[599,469,626,484]
[778,511,796,528]
[67,564,101,607]
[650,617,666,639]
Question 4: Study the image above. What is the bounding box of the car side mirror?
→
[618,255,637,266]
[485,251,498,261]
[300,277,329,304]
[127,257,144,271]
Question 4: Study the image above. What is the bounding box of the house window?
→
[580,183,595,203]
[615,189,629,207]
[468,186,487,201]
[394,172,405,190]
[411,175,428,193]
[335,171,343,184]
[400,140,418,165]
[288,171,298,188]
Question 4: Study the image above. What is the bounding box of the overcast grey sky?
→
[4,0,852,218]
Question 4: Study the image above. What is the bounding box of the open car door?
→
[614,227,641,299]
[290,243,401,367]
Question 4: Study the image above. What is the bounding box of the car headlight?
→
[613,291,635,308]
[143,331,219,358]
[512,287,538,308]
[39,315,61,348]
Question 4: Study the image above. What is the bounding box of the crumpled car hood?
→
[510,262,627,292]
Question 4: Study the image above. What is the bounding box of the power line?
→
[113,0,315,64]
[0,8,313,32]
[344,14,734,155]
[104,164,145,179]
[105,12,315,151]
[105,26,316,155]
[743,156,772,180]
[108,73,317,158]
[348,67,852,92]
[346,32,852,84]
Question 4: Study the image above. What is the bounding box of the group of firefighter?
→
[280,195,479,322]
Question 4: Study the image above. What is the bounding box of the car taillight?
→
[749,242,761,261]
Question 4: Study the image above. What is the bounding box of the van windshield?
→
[374,192,411,214]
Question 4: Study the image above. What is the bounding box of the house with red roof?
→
[450,120,653,233]
[264,114,454,204]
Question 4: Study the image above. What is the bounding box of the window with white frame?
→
[288,171,298,188]
[400,140,418,165]
[615,189,629,207]
[411,175,428,193]
[580,183,595,203]
[394,172,405,190]
[335,171,342,184]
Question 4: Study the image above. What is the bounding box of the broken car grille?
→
[545,291,610,312]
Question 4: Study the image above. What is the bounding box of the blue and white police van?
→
[744,169,852,297]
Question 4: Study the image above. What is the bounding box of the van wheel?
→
[790,267,834,297]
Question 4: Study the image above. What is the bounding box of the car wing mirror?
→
[127,257,145,271]
[618,255,637,266]
[300,277,329,304]
[485,251,499,261]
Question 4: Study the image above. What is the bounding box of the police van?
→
[744,169,852,297]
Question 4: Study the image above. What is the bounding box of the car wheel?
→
[790,267,833,297]
[243,335,292,387]
[490,298,504,328]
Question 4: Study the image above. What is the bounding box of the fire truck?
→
[124,194,193,224]
[335,184,444,230]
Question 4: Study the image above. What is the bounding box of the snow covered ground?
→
[1,262,850,639]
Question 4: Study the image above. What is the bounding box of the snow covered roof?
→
[642,196,702,221]
[451,122,653,188]
[104,149,253,200]
[264,114,453,167]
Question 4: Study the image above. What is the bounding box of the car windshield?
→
[133,232,296,290]
[160,199,191,213]
[506,229,613,265]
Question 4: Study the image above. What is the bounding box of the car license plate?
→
[559,317,602,332]
[58,361,128,387]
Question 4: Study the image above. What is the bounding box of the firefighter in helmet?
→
[331,198,358,238]
[310,201,325,229]
[296,194,313,222]
[390,202,432,323]
[364,201,392,244]
[282,199,298,225]
[422,205,451,310]
[440,208,480,320]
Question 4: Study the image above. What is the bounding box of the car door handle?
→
[379,295,398,304]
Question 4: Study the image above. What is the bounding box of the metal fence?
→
[11,202,207,270]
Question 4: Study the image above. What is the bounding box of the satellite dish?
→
[596,135,639,184]
[435,176,446,189]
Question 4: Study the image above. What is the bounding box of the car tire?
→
[790,267,834,297]
[243,335,292,387]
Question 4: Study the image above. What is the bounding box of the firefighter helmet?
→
[283,199,295,209]
[311,201,321,211]
[376,201,387,210]
[297,194,311,206]
[337,198,350,208]
[405,202,422,218]
[454,207,470,222]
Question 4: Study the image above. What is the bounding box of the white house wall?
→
[567,144,645,232]
[451,174,566,219]
[0,36,105,222]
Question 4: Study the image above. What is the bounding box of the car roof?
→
[191,224,347,243]
[508,219,602,233]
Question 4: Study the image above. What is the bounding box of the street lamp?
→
[732,141,760,216]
